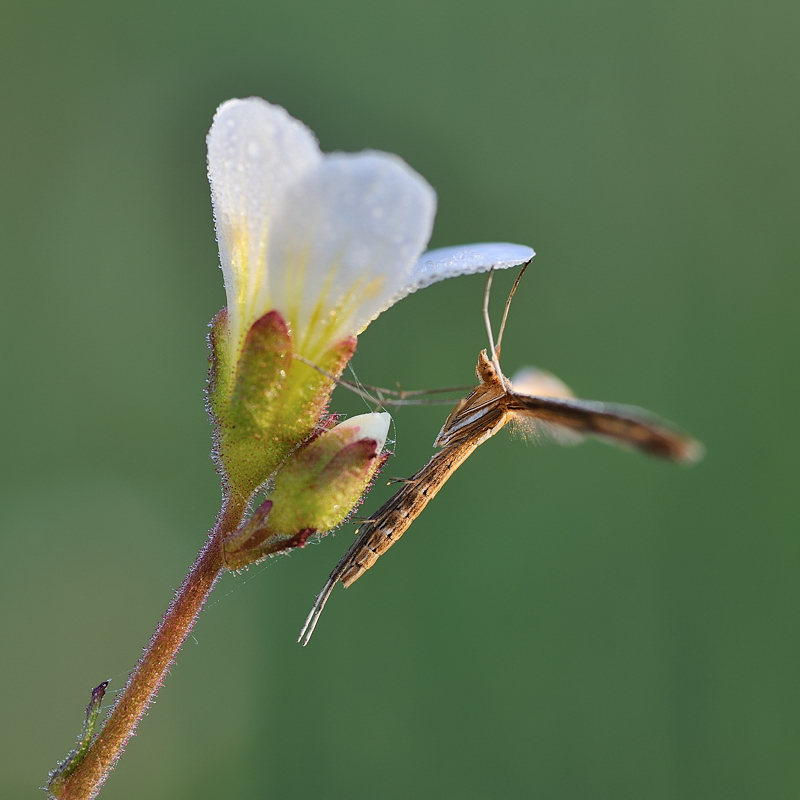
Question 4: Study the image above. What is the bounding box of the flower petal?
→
[208,98,536,365]
[268,152,436,358]
[409,242,535,288]
[352,242,536,338]
[207,98,323,356]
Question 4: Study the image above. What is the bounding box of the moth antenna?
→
[496,262,529,354]
[298,576,337,646]
[391,385,474,398]
[482,269,501,374]
[293,354,383,406]
[293,354,473,407]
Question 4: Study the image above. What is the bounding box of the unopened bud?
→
[223,413,391,569]
[270,411,391,529]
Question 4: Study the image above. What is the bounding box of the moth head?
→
[476,349,503,387]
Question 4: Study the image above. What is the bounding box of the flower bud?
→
[224,412,391,569]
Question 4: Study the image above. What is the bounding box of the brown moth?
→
[299,265,702,644]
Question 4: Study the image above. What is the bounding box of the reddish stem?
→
[49,493,248,800]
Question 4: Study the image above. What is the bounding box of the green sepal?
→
[222,498,274,561]
[206,308,233,423]
[223,496,316,571]
[209,310,292,495]
[271,335,357,448]
[208,308,357,499]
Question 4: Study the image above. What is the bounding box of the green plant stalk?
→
[48,492,248,800]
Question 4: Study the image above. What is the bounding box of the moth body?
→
[298,266,702,645]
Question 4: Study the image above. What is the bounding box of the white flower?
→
[207,97,534,365]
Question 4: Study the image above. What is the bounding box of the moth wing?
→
[507,387,703,463]
[510,366,575,399]
[508,367,585,446]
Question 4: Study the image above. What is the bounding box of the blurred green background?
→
[2,1,797,798]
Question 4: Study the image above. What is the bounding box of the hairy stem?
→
[48,492,248,800]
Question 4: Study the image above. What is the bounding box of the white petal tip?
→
[354,242,535,338]
[413,242,535,285]
[334,412,392,451]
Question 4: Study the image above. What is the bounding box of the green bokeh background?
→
[2,1,797,798]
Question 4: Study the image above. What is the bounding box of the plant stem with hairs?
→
[47,493,247,800]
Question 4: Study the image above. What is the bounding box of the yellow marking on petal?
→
[247,220,270,328]
[300,273,386,363]
[299,264,341,355]
[225,209,273,369]
[229,222,250,310]
[285,239,313,339]
[225,220,250,359]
